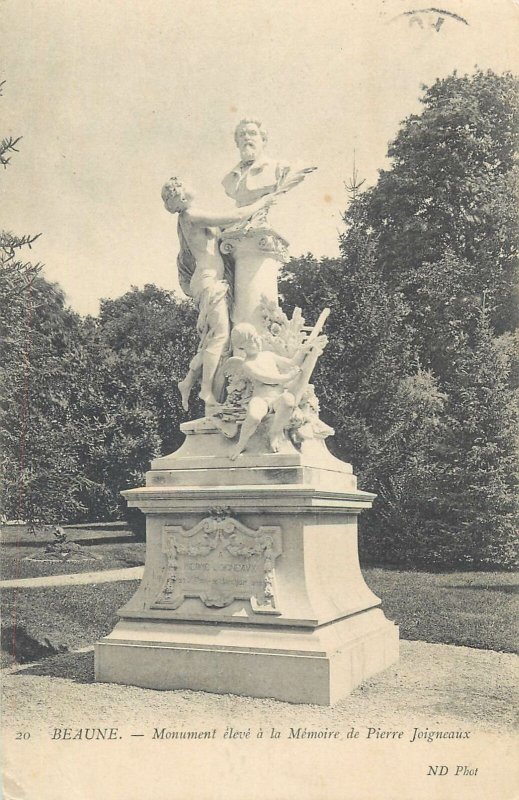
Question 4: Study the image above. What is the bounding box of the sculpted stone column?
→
[220,228,288,329]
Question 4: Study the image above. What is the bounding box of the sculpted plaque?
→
[153,508,282,614]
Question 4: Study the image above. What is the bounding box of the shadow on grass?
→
[10,649,95,684]
[2,624,95,683]
[445,584,519,594]
[1,625,68,663]
[2,534,136,548]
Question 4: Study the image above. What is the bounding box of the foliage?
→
[359,369,447,567]
[431,311,518,568]
[0,231,43,308]
[350,69,519,346]
[77,285,198,519]
[0,278,197,525]
[284,70,518,568]
[0,278,90,525]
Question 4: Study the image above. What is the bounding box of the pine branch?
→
[0,230,43,300]
[0,135,22,168]
[0,260,43,299]
[0,79,22,168]
[344,150,366,203]
[1,231,42,260]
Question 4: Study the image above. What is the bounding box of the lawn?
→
[364,567,518,655]
[0,525,145,580]
[0,581,140,667]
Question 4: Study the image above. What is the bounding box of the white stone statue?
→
[161,125,331,457]
[222,118,291,210]
[221,118,316,332]
[226,314,329,459]
[98,130,397,708]
[161,177,273,411]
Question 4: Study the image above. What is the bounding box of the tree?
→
[96,284,198,452]
[350,69,519,362]
[358,369,447,567]
[431,310,518,568]
[1,280,200,526]
[0,80,54,528]
[0,81,43,309]
[75,285,198,520]
[282,70,519,568]
[0,277,91,526]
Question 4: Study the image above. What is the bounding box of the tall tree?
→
[350,69,519,364]
[283,70,518,568]
[0,277,90,525]
[0,80,57,527]
[432,310,518,567]
[78,285,198,519]
[359,368,447,567]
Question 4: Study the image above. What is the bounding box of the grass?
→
[0,525,145,580]
[0,581,140,667]
[364,567,518,654]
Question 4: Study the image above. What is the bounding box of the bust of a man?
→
[222,118,290,209]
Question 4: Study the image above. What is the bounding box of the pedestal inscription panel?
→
[152,508,282,614]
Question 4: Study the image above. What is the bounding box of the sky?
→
[2,0,518,315]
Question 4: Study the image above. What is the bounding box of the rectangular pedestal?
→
[95,610,399,706]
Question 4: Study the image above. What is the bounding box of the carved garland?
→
[155,507,281,613]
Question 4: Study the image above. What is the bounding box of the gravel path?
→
[0,565,144,589]
[2,640,517,732]
[3,641,517,800]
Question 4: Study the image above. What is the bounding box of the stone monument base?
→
[95,609,397,706]
[94,421,399,705]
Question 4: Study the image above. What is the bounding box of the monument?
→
[94,119,399,705]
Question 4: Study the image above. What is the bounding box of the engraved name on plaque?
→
[152,507,282,614]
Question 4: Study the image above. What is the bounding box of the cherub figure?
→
[227,323,327,459]
[162,177,273,411]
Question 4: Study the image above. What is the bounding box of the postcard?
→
[1,1,518,798]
